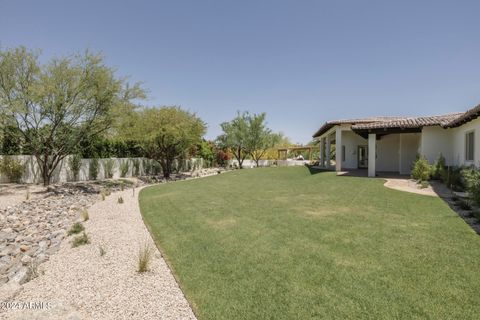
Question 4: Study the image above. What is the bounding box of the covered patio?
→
[315,121,421,177]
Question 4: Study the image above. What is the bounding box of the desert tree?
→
[0,46,144,185]
[216,112,250,169]
[136,106,206,179]
[246,113,281,167]
[217,111,280,168]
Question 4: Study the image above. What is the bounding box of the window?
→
[342,145,346,162]
[465,131,475,162]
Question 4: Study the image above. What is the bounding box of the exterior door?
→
[358,146,368,168]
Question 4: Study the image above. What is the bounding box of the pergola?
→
[277,146,313,160]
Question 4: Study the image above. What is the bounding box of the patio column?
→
[326,136,331,168]
[335,127,342,172]
[368,133,376,177]
[319,138,324,166]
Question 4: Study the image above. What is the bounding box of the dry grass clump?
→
[72,232,90,248]
[67,222,85,236]
[137,241,153,273]
[81,209,89,221]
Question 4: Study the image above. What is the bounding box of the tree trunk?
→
[162,158,172,179]
[254,158,260,167]
[42,164,51,186]
[237,147,244,169]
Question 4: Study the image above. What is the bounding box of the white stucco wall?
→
[399,133,420,174]
[0,156,206,184]
[336,130,419,173]
[450,117,480,167]
[340,130,367,169]
[420,126,453,165]
[376,134,400,172]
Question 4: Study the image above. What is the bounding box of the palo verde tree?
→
[136,106,206,179]
[217,111,280,168]
[246,113,281,167]
[217,111,250,169]
[0,46,144,186]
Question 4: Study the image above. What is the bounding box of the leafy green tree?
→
[1,122,22,155]
[0,47,143,185]
[218,112,280,168]
[217,112,250,169]
[246,113,281,167]
[135,107,206,179]
[197,140,216,167]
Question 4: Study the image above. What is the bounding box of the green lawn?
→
[139,167,480,320]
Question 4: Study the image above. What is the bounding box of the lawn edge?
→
[138,182,206,320]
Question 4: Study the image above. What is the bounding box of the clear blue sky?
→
[1,0,480,143]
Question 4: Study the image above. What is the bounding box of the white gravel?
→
[1,186,197,320]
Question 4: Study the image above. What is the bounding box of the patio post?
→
[335,127,342,172]
[368,133,376,177]
[326,136,331,168]
[319,138,324,167]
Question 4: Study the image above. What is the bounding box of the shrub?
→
[0,156,25,183]
[152,161,162,175]
[216,150,230,167]
[445,166,464,190]
[458,199,472,211]
[411,157,432,182]
[419,181,430,189]
[89,158,99,180]
[68,154,82,181]
[143,159,152,175]
[103,159,115,179]
[118,196,124,204]
[67,222,85,236]
[72,232,90,248]
[132,158,140,176]
[120,160,130,178]
[462,168,480,206]
[432,153,446,181]
[137,242,153,273]
[473,211,480,220]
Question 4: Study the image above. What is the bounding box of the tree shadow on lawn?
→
[305,165,332,175]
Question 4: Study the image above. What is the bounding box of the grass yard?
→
[139,167,480,320]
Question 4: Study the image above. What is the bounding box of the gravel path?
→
[1,186,197,320]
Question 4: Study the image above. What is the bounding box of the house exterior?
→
[312,104,480,177]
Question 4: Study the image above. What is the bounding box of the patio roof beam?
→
[352,127,421,139]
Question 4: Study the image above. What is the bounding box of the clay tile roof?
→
[446,104,480,128]
[312,116,405,138]
[312,103,480,138]
[351,113,463,131]
[312,113,466,138]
